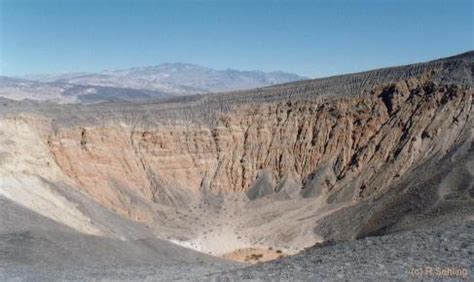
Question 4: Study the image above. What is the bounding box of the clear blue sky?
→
[0,0,472,77]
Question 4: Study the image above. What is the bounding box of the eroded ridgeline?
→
[45,73,472,223]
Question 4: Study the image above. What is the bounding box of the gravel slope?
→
[199,224,473,281]
[0,196,238,281]
[2,223,470,281]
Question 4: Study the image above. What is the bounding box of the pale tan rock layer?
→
[42,75,472,225]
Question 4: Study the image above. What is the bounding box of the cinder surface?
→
[0,52,472,280]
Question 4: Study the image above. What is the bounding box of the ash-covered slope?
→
[0,196,225,265]
[0,196,235,280]
[201,224,473,281]
[0,51,472,279]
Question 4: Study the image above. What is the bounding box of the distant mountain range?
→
[0,63,306,104]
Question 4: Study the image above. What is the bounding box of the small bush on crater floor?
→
[250,253,263,260]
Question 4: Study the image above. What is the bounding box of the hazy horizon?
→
[12,61,310,79]
[1,0,472,78]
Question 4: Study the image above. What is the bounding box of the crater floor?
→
[1,224,471,281]
[0,51,473,279]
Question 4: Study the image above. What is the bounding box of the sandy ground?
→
[201,224,474,281]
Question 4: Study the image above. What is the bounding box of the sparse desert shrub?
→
[250,253,263,260]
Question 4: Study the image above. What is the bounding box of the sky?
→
[0,0,472,78]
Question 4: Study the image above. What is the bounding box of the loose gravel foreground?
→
[1,224,471,281]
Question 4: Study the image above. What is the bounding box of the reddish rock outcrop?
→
[45,75,472,223]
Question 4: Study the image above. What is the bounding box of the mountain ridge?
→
[0,63,306,104]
